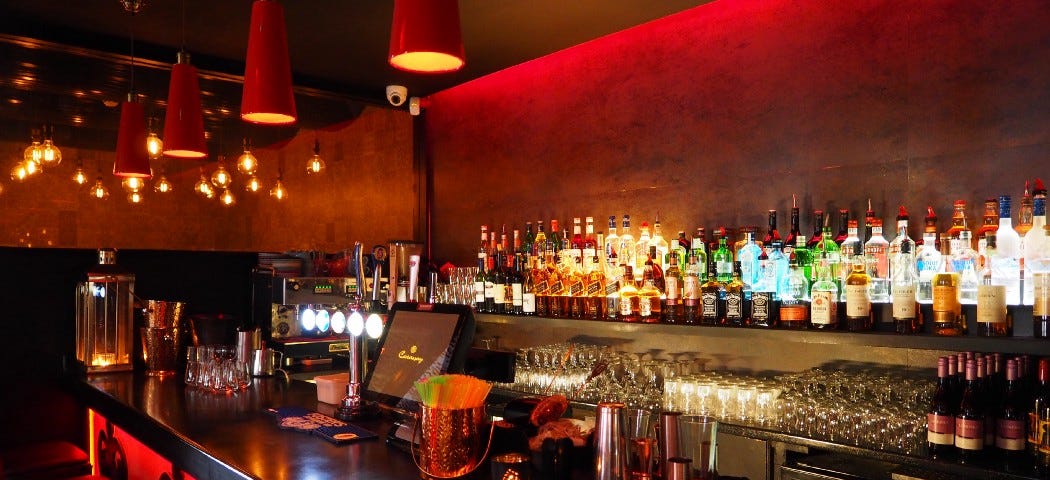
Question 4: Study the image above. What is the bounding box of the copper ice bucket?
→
[412,405,494,478]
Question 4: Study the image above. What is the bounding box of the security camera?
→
[386,85,407,107]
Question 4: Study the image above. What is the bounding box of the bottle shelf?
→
[475,306,1049,355]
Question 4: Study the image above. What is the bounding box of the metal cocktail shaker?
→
[658,411,682,478]
[594,402,628,480]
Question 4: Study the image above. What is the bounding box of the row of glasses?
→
[433,266,478,305]
[185,345,251,394]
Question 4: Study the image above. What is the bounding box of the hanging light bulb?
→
[73,158,88,185]
[245,175,262,192]
[195,167,215,198]
[270,174,287,200]
[236,137,258,174]
[122,177,146,193]
[39,125,62,167]
[0,182,4,196]
[154,174,173,193]
[146,118,164,158]
[23,159,40,177]
[128,191,144,204]
[211,156,232,188]
[91,176,110,199]
[23,129,43,165]
[220,188,236,206]
[11,163,28,182]
[305,139,325,174]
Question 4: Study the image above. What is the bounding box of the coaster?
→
[267,406,378,444]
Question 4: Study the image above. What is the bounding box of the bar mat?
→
[267,406,378,444]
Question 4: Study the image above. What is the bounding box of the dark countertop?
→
[71,372,424,480]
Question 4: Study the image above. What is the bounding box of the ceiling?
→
[0,0,708,156]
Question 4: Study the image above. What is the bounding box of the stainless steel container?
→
[594,401,628,480]
[658,411,682,478]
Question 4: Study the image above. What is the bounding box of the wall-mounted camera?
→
[386,85,407,106]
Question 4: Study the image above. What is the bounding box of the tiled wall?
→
[425,0,1050,266]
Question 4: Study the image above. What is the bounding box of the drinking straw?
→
[414,374,492,408]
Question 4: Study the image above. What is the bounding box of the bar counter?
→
[71,372,423,480]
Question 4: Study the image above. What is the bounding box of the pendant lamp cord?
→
[181,0,187,50]
[128,14,136,94]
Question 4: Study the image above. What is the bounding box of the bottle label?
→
[640,298,653,317]
[976,284,1007,323]
[751,292,771,321]
[891,284,916,319]
[717,260,733,277]
[586,280,603,296]
[845,285,870,317]
[606,280,620,296]
[683,276,700,301]
[534,280,548,294]
[474,281,485,303]
[569,280,584,296]
[996,419,1026,451]
[512,284,523,306]
[1034,273,1050,316]
[665,276,680,300]
[780,303,807,322]
[811,291,836,324]
[725,292,743,319]
[484,282,495,299]
[701,292,719,318]
[620,297,634,316]
[548,281,564,295]
[927,413,955,445]
[493,283,506,304]
[954,418,984,450]
[522,293,536,313]
[932,285,960,313]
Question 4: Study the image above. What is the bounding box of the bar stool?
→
[0,440,92,479]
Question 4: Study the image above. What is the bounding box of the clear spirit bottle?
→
[864,219,890,303]
[952,230,980,304]
[890,241,921,333]
[651,216,670,271]
[993,195,1022,305]
[915,210,942,304]
[737,230,763,289]
[619,215,636,275]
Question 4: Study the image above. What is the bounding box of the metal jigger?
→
[336,243,381,421]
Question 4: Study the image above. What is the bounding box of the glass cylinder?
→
[75,248,135,373]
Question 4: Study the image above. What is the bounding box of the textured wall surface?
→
[0,106,415,253]
[426,0,1050,266]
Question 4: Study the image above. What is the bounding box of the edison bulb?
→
[195,177,215,198]
[154,175,172,193]
[91,178,109,199]
[23,141,42,164]
[128,191,144,204]
[305,154,325,174]
[270,179,287,200]
[220,189,235,206]
[11,163,28,182]
[146,132,163,158]
[73,167,88,185]
[23,158,39,176]
[40,139,61,166]
[122,176,145,193]
[245,176,261,192]
[210,163,232,188]
[236,149,258,175]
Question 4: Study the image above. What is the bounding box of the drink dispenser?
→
[76,248,135,373]
[387,240,423,305]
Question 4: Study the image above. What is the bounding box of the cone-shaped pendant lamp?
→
[114,94,152,178]
[241,0,296,125]
[163,51,208,158]
[389,0,465,73]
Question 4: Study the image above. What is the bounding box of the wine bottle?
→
[997,360,1027,456]
[683,254,701,325]
[663,252,683,324]
[1028,359,1050,457]
[928,357,956,459]
[955,359,985,462]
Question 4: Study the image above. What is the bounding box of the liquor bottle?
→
[976,198,999,262]
[605,255,622,322]
[534,220,547,259]
[784,199,801,255]
[651,216,670,271]
[568,217,584,270]
[522,256,536,316]
[997,359,1027,457]
[779,253,809,329]
[534,254,550,317]
[546,259,565,319]
[637,265,662,324]
[724,261,748,326]
[976,269,1012,336]
[806,209,825,250]
[636,222,652,272]
[795,234,815,285]
[834,209,850,245]
[839,220,862,300]
[890,241,921,334]
[751,242,780,328]
[1035,227,1050,338]
[1028,359,1050,457]
[763,209,781,251]
[683,254,702,325]
[737,230,763,289]
[1024,183,1047,305]
[663,252,683,324]
[809,252,839,330]
[844,262,873,331]
[864,219,890,303]
[770,240,790,294]
[994,195,1023,305]
[931,239,964,336]
[946,200,969,242]
[671,231,689,272]
[814,223,840,288]
[713,235,734,283]
[619,215,636,275]
[952,230,980,304]
[566,253,586,319]
[618,265,640,323]
[916,210,943,304]
[489,250,506,314]
[928,357,956,459]
[700,258,724,326]
[605,216,619,272]
[919,205,939,247]
[522,221,535,263]
[583,217,598,268]
[508,253,523,315]
[585,248,606,320]
[478,224,490,269]
[863,199,876,243]
[474,254,488,313]
[955,359,985,462]
[1018,180,1034,237]
[976,356,995,448]
[888,206,915,279]
[691,228,708,277]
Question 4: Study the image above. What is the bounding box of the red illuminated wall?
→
[425,0,1050,265]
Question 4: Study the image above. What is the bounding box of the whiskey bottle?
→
[683,254,702,325]
[585,249,606,320]
[751,241,781,328]
[618,265,640,323]
[779,253,810,330]
[534,255,550,317]
[809,252,839,330]
[976,269,1012,336]
[724,261,748,326]
[533,220,547,259]
[844,261,873,331]
[700,258,724,326]
[890,241,921,334]
[637,266,662,324]
[1018,180,1034,237]
[931,239,964,336]
[605,216,619,272]
[976,199,999,261]
[663,252,683,324]
[605,258,622,322]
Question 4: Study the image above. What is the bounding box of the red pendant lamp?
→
[241,0,297,125]
[388,0,465,73]
[163,51,208,158]
[114,93,152,178]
